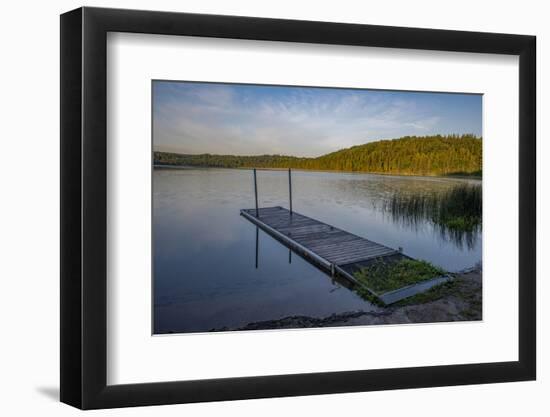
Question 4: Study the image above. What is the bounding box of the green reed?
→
[385,184,482,249]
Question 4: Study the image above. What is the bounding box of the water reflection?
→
[253,226,292,269]
[255,226,259,269]
[381,183,482,250]
[153,168,481,333]
[251,224,356,292]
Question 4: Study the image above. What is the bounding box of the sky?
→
[153,81,482,157]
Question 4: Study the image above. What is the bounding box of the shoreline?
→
[154,165,482,181]
[210,268,482,331]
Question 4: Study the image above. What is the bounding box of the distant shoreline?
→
[154,135,482,179]
[153,164,482,180]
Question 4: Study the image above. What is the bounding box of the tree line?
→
[154,134,482,176]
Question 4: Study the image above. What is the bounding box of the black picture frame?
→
[60,6,536,410]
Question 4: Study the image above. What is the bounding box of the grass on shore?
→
[353,258,445,295]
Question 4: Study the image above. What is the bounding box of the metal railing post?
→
[288,168,293,215]
[253,168,259,217]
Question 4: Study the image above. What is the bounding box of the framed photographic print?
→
[60,7,536,409]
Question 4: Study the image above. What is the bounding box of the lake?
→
[153,168,482,334]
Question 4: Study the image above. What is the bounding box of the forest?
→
[154,134,482,176]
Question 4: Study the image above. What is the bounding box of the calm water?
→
[153,168,482,333]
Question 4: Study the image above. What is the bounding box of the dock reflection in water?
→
[153,168,481,334]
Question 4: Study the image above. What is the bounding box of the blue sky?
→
[153,81,482,157]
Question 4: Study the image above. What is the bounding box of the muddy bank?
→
[211,269,481,331]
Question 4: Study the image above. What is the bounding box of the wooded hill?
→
[154,134,482,176]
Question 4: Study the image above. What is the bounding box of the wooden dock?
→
[240,206,450,304]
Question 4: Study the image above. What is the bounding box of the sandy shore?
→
[213,269,482,331]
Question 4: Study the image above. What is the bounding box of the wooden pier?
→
[241,206,450,304]
[240,169,451,304]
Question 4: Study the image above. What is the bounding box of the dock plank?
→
[315,246,385,260]
[241,206,398,266]
[240,206,444,304]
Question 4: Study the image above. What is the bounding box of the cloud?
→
[153,82,481,157]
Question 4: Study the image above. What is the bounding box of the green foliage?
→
[353,258,445,294]
[447,170,482,178]
[386,184,482,249]
[434,184,482,231]
[154,134,482,176]
[388,184,482,232]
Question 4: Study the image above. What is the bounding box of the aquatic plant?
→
[384,183,482,249]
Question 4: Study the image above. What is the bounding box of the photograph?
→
[152,81,483,334]
[1,0,542,413]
